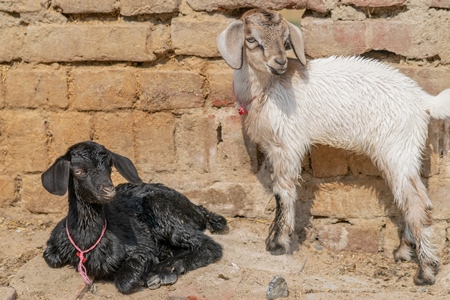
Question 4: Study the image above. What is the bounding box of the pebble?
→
[266,275,289,300]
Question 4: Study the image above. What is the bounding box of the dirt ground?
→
[1,206,450,300]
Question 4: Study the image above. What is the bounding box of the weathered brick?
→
[310,178,398,219]
[383,216,401,256]
[92,111,135,160]
[431,0,450,8]
[135,112,177,172]
[72,67,137,111]
[25,24,155,63]
[151,23,171,55]
[46,112,92,161]
[427,177,450,220]
[215,113,256,177]
[187,0,309,11]
[341,0,406,7]
[422,120,442,178]
[306,0,333,12]
[331,5,366,21]
[23,174,67,213]
[205,64,234,108]
[302,17,368,57]
[0,0,45,13]
[120,0,180,16]
[184,181,271,218]
[315,218,384,253]
[367,19,413,55]
[139,70,204,112]
[302,18,432,59]
[0,11,20,27]
[347,154,381,177]
[52,0,117,14]
[0,111,47,173]
[175,113,218,173]
[0,75,4,109]
[397,65,450,96]
[310,145,348,178]
[0,27,26,62]
[0,175,16,207]
[172,14,232,57]
[5,67,68,109]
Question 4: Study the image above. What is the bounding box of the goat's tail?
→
[426,88,450,120]
[197,205,229,234]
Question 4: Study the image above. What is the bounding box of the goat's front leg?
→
[265,145,303,255]
[115,249,157,294]
[43,243,67,268]
[43,221,69,268]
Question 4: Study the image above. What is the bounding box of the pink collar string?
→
[232,80,256,115]
[65,219,107,285]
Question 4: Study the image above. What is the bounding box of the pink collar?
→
[66,219,107,285]
[232,81,256,115]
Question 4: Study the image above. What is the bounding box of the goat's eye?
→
[246,37,257,43]
[73,169,85,176]
[284,40,291,50]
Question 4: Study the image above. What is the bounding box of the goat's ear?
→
[287,22,307,66]
[217,20,245,69]
[41,158,71,196]
[111,152,143,185]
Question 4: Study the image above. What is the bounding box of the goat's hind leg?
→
[392,174,439,285]
[145,229,223,289]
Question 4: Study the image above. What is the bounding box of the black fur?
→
[42,141,228,294]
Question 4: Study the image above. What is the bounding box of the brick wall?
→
[1,0,449,255]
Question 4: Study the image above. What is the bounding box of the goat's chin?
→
[94,194,116,204]
[267,65,286,75]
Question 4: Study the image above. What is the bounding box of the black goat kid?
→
[42,141,228,294]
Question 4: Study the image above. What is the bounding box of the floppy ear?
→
[217,20,245,69]
[41,158,71,196]
[287,22,307,66]
[111,152,143,185]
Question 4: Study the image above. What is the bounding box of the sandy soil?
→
[1,206,450,300]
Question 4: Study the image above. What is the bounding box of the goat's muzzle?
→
[100,185,116,201]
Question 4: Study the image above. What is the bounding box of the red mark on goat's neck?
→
[232,80,257,115]
[65,219,107,285]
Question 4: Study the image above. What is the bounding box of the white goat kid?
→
[217,8,450,285]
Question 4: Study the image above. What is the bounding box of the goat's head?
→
[217,9,306,75]
[41,141,143,204]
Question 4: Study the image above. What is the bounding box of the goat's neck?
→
[233,60,272,106]
[66,180,106,244]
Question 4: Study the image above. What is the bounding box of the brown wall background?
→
[1,0,450,255]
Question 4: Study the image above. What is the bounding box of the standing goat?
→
[217,8,450,285]
[42,141,228,294]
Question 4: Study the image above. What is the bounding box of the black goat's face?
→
[41,141,143,203]
[69,145,116,204]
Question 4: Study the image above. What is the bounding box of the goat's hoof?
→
[413,267,436,286]
[147,275,161,290]
[266,241,286,256]
[147,272,178,290]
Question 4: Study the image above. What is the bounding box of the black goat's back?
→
[114,183,227,235]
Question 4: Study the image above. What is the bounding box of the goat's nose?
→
[102,186,116,198]
[275,58,287,66]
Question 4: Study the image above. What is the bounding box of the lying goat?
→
[42,141,228,294]
[217,8,450,285]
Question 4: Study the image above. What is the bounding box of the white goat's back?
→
[242,56,441,178]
